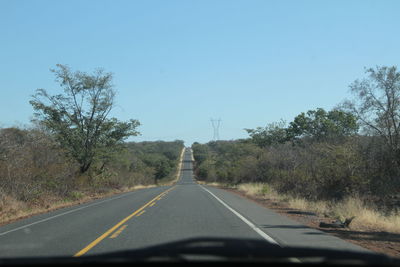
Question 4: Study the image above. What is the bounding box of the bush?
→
[192,137,399,210]
[0,126,184,218]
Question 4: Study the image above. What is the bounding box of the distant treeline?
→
[192,66,400,212]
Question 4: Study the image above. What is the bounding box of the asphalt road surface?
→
[0,148,368,258]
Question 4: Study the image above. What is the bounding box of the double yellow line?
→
[74,186,176,257]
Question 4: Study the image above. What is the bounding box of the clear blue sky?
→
[1,0,399,145]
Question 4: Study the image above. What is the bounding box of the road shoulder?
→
[209,185,400,258]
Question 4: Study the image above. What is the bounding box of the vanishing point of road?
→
[0,148,367,258]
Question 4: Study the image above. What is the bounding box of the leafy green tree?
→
[245,120,289,147]
[192,142,210,164]
[30,64,140,173]
[287,108,358,142]
[140,153,172,183]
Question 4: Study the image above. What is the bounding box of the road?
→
[0,148,367,258]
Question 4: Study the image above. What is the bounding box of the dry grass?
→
[0,184,156,226]
[236,183,263,196]
[206,182,400,234]
[122,184,157,191]
[236,183,280,199]
[0,193,79,226]
[287,198,329,216]
[0,148,185,226]
[330,198,400,233]
[284,196,400,233]
[195,180,233,188]
[0,194,27,223]
[206,182,227,187]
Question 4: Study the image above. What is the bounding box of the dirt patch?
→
[218,186,400,259]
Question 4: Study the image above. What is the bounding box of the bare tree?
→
[343,66,400,164]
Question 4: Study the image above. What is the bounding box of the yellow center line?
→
[74,186,175,257]
[149,202,156,207]
[136,210,146,217]
[109,224,127,239]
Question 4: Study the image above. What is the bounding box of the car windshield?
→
[1,0,400,264]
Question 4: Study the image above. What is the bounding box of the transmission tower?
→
[210,118,221,141]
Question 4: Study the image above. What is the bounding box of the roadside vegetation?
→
[192,66,400,233]
[0,128,183,224]
[0,65,184,224]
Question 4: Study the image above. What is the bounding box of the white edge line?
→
[201,185,302,263]
[200,185,279,246]
[0,189,151,236]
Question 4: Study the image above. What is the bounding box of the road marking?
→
[136,210,145,217]
[110,225,127,239]
[149,202,156,207]
[200,185,279,245]
[74,186,175,257]
[0,190,147,237]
